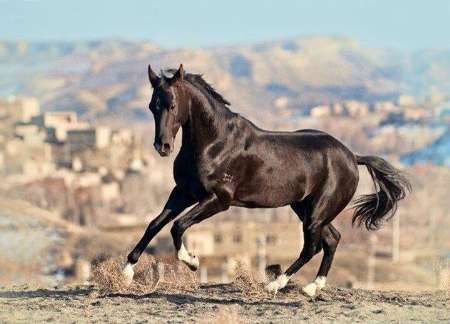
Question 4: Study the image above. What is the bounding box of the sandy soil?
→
[1,282,448,323]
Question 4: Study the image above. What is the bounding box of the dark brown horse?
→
[123,64,411,296]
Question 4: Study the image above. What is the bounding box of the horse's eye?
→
[170,105,175,110]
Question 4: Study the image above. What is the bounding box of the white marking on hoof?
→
[315,276,327,289]
[122,262,135,287]
[177,243,199,270]
[265,274,290,294]
[302,282,317,297]
[302,276,327,297]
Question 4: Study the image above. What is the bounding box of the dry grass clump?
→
[130,254,161,294]
[91,254,199,295]
[232,262,268,298]
[158,261,199,292]
[91,258,128,293]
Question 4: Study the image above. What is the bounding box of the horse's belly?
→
[233,180,305,208]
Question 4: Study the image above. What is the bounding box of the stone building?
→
[14,124,46,144]
[3,138,54,178]
[310,105,331,118]
[66,127,111,153]
[31,111,88,143]
[32,111,78,129]
[0,96,40,123]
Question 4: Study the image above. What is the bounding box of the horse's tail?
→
[353,155,411,230]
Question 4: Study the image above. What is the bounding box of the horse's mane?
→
[163,69,230,106]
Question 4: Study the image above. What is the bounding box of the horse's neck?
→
[181,84,235,153]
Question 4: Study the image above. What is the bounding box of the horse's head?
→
[147,64,186,157]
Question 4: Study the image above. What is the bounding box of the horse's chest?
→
[173,153,199,184]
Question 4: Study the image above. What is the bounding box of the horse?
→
[123,64,411,296]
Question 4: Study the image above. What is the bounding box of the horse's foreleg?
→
[123,187,196,286]
[170,193,229,271]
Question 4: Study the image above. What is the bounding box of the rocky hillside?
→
[1,37,449,124]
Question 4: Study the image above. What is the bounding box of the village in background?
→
[0,38,449,292]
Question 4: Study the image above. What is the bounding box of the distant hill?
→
[0,37,449,124]
[402,129,450,166]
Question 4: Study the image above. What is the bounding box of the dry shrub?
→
[91,254,199,295]
[232,262,267,298]
[91,258,128,293]
[130,254,161,294]
[158,260,199,292]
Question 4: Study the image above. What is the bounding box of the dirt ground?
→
[1,282,448,323]
[0,199,448,323]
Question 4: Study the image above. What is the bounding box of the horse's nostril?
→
[163,143,171,152]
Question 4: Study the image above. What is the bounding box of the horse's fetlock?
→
[127,251,140,264]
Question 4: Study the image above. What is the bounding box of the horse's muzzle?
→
[154,142,172,157]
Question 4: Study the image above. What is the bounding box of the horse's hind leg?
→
[302,224,341,297]
[266,192,348,295]
[265,198,321,294]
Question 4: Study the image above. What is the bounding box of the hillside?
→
[0,198,79,286]
[1,37,449,125]
[402,129,450,166]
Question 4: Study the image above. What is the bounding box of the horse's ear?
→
[170,64,184,84]
[148,64,160,88]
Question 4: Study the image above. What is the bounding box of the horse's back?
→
[257,128,355,161]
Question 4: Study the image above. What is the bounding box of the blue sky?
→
[1,0,449,50]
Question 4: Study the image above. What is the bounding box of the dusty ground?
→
[0,198,448,323]
[0,282,448,323]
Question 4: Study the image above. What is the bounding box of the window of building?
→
[233,233,242,244]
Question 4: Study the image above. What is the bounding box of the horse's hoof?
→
[302,282,317,297]
[183,255,199,271]
[122,263,134,287]
[265,274,290,294]
[265,281,280,294]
